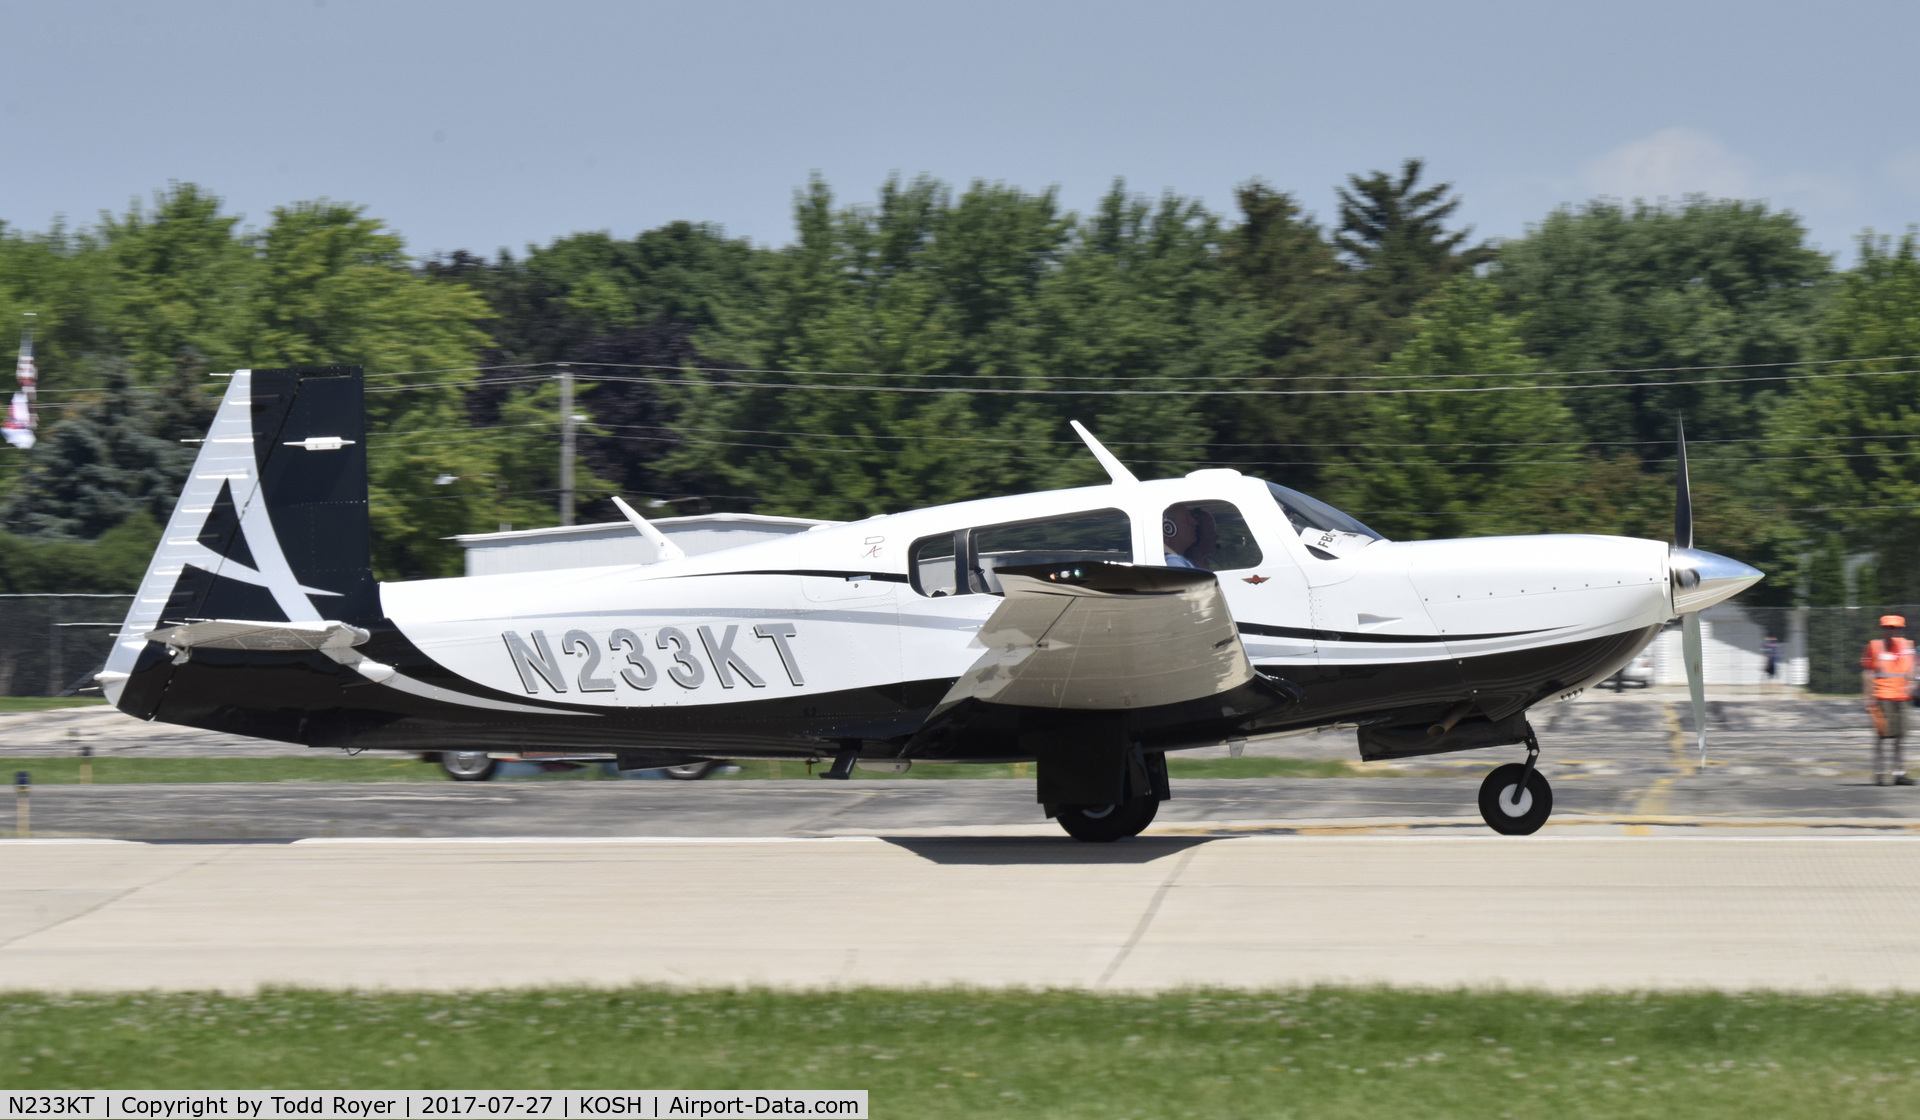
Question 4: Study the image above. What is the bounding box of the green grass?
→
[3,987,1917,1117]
[1168,757,1354,779]
[0,696,106,711]
[0,756,1360,785]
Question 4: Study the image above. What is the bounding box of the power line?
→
[365,416,1920,461]
[588,420,1920,451]
[354,363,1920,397]
[364,352,1920,385]
[579,366,1920,398]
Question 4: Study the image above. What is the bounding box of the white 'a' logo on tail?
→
[102,370,341,687]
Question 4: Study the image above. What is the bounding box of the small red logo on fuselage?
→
[1242,574,1269,585]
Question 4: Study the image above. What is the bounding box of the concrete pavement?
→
[5,834,1920,992]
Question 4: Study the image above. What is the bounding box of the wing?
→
[931,562,1254,716]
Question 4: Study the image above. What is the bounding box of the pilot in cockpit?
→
[1162,503,1220,571]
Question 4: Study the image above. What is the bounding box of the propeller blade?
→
[1674,413,1693,552]
[1684,611,1706,765]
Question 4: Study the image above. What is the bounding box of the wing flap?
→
[934,562,1253,714]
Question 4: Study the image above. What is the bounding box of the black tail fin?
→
[102,366,375,716]
[245,366,377,620]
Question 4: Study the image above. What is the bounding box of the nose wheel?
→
[1478,738,1552,835]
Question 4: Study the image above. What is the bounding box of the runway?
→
[7,834,1920,992]
[13,774,1920,841]
[6,691,1919,993]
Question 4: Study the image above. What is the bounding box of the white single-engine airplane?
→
[99,367,1760,840]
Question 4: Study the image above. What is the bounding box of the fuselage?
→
[344,470,1676,759]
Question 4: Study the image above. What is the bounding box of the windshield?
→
[1263,482,1385,557]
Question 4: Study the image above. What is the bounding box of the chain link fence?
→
[1797,604,1920,696]
[0,594,134,697]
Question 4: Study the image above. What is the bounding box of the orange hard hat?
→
[1882,615,1907,628]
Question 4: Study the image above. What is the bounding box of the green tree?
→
[1767,234,1920,600]
[663,176,1080,516]
[100,184,257,383]
[1323,279,1581,539]
[0,218,115,501]
[1024,184,1244,490]
[0,218,113,382]
[1335,159,1492,356]
[426,221,768,521]
[1217,182,1364,491]
[663,177,1253,515]
[1493,197,1831,451]
[1,364,216,538]
[0,512,162,593]
[444,221,765,364]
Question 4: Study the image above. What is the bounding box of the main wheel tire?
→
[440,751,498,782]
[1478,763,1552,835]
[1056,794,1160,842]
[664,761,719,781]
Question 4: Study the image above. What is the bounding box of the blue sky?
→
[3,0,1915,262]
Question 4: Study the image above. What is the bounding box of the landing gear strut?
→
[1478,731,1552,835]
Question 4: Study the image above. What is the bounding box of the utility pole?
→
[558,363,575,526]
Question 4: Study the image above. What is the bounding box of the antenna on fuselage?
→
[1070,421,1138,485]
[611,495,686,561]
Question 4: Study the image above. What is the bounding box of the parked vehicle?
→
[1602,649,1656,690]
[425,752,722,782]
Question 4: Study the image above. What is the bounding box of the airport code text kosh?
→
[0,1094,865,1120]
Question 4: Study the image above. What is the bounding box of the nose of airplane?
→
[1670,547,1764,613]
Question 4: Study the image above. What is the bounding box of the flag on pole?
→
[3,314,36,450]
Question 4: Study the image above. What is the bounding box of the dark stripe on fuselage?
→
[1237,621,1554,644]
[682,569,912,583]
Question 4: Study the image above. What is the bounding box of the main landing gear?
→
[1478,732,1552,836]
[1055,790,1160,842]
[1050,748,1169,842]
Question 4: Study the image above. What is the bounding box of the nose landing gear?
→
[1478,732,1552,835]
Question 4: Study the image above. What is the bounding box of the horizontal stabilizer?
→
[933,562,1253,715]
[144,618,370,652]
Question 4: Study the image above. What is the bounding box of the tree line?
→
[2,163,1916,605]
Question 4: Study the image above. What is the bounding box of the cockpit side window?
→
[1160,501,1263,572]
[1263,481,1385,560]
[966,508,1132,594]
[910,533,962,597]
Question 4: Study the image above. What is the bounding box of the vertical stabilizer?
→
[101,367,375,715]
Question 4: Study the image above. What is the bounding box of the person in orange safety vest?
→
[1862,614,1918,786]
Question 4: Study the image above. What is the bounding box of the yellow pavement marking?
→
[1624,704,1699,835]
